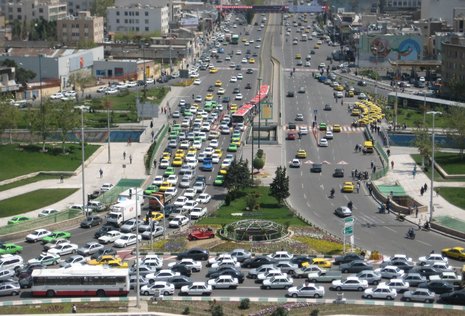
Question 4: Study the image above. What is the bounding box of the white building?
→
[107,2,169,35]
[67,0,95,16]
[0,0,67,23]
[421,0,465,25]
[385,0,422,9]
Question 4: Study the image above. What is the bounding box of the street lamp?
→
[426,111,442,224]
[257,77,262,149]
[80,109,87,216]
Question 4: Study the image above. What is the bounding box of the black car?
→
[440,289,465,305]
[17,263,45,278]
[177,248,209,261]
[233,88,240,94]
[324,104,332,111]
[207,85,215,92]
[241,256,276,268]
[90,247,117,260]
[311,163,322,173]
[245,83,252,89]
[357,80,367,86]
[246,68,254,74]
[333,168,344,177]
[287,91,295,97]
[171,264,192,277]
[80,216,102,228]
[380,260,414,272]
[222,96,230,103]
[334,253,364,265]
[206,268,245,283]
[89,190,102,199]
[168,276,193,289]
[410,266,441,278]
[94,225,115,239]
[418,281,454,294]
[235,65,241,70]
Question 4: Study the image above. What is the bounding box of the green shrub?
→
[271,307,288,316]
[182,307,190,315]
[211,305,223,316]
[310,309,320,316]
[239,298,250,310]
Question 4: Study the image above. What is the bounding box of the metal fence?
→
[364,126,389,180]
[0,209,81,236]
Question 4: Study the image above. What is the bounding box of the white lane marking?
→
[384,226,397,233]
[417,240,432,247]
[301,183,304,189]
[303,193,307,200]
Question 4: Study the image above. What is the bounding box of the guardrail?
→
[364,126,389,180]
[144,123,168,175]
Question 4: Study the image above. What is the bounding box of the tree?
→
[30,100,55,151]
[92,0,115,17]
[445,107,465,159]
[0,101,19,144]
[224,158,251,197]
[69,71,94,97]
[414,126,432,168]
[271,307,288,316]
[252,157,265,171]
[269,166,290,205]
[51,101,79,154]
[1,59,36,87]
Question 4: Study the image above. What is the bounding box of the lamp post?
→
[106,98,111,164]
[257,77,262,149]
[80,109,87,216]
[426,111,442,224]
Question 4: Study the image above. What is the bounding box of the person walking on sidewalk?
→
[129,155,133,164]
[123,151,126,160]
[420,186,425,196]
[99,168,103,178]
[391,160,394,169]
[423,183,428,192]
[356,181,360,193]
[60,174,64,183]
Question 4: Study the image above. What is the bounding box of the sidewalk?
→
[373,146,465,233]
[0,87,184,227]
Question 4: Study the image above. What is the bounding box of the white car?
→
[38,208,58,217]
[168,215,189,228]
[105,88,118,95]
[230,76,238,82]
[386,279,410,293]
[325,131,334,139]
[47,243,78,256]
[182,200,198,212]
[241,58,248,63]
[165,187,178,197]
[196,193,212,204]
[59,255,85,267]
[26,229,52,242]
[319,138,329,147]
[363,284,397,300]
[113,233,140,248]
[168,258,202,272]
[290,159,301,168]
[190,207,207,220]
[221,159,232,169]
[166,175,178,185]
[375,266,405,279]
[50,92,64,100]
[146,269,180,282]
[183,188,196,199]
[418,254,448,266]
[257,270,288,282]
[159,159,170,169]
[299,126,308,135]
[287,283,325,298]
[384,254,413,264]
[174,196,189,207]
[237,73,243,80]
[235,93,243,100]
[98,231,122,244]
[28,252,60,266]
[358,93,368,100]
[262,276,294,289]
[209,139,219,148]
[208,275,239,289]
[331,277,368,291]
[141,281,175,296]
[180,282,212,296]
[217,87,225,95]
[208,254,235,266]
[152,176,164,187]
[267,251,294,261]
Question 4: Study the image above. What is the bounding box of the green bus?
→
[231,34,239,44]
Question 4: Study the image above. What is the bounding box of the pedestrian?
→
[351,169,355,178]
[370,160,374,169]
[423,183,428,191]
[420,187,424,196]
[412,169,416,178]
[123,151,126,160]
[129,154,133,164]
[60,174,64,183]
[150,121,153,128]
[153,160,157,169]
[415,204,419,218]
[151,130,155,140]
[368,186,373,196]
[386,149,391,156]
[356,182,360,193]
[391,160,394,169]
[373,166,377,173]
[99,168,103,178]
[72,304,77,313]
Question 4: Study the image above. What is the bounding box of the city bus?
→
[231,34,239,44]
[231,84,270,125]
[31,266,130,297]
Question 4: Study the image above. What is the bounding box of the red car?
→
[187,228,215,241]
[287,132,296,140]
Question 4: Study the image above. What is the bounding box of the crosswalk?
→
[284,124,364,134]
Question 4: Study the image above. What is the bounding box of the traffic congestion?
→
[0,9,464,308]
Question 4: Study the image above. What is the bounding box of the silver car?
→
[261,276,294,289]
[0,269,15,281]
[59,255,85,268]
[287,283,325,298]
[207,275,239,289]
[0,282,20,296]
[355,270,382,285]
[77,241,104,256]
[402,288,435,303]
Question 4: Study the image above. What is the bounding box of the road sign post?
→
[342,217,354,253]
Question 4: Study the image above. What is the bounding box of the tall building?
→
[421,0,465,25]
[67,0,95,16]
[441,35,465,84]
[106,2,169,35]
[57,11,104,45]
[0,0,67,23]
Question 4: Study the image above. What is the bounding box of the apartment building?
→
[0,0,67,23]
[57,11,104,45]
[441,35,465,84]
[67,0,94,16]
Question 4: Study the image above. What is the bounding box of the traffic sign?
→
[344,217,354,224]
[343,226,353,236]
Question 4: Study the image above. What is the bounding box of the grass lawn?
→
[411,154,465,182]
[433,152,465,174]
[0,302,127,314]
[0,144,99,181]
[0,174,69,192]
[0,188,78,217]
[84,110,138,128]
[385,107,449,128]
[437,187,465,210]
[198,187,307,226]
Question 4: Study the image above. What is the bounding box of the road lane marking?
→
[303,193,307,199]
[384,226,397,233]
[417,240,432,247]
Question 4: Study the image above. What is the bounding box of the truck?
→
[106,199,138,227]
[225,33,232,42]
[148,192,172,211]
[117,188,143,203]
[307,270,342,283]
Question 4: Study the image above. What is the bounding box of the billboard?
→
[358,34,422,68]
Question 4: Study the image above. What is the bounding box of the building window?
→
[145,27,149,31]
[116,19,119,23]
[124,11,128,16]
[136,12,139,16]
[145,11,148,16]
[116,11,120,16]
[145,19,149,24]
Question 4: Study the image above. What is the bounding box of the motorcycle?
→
[405,229,416,240]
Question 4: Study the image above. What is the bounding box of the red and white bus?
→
[232,84,270,125]
[31,266,130,297]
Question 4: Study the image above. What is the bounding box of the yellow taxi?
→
[219,168,228,175]
[209,67,218,74]
[312,258,333,268]
[441,247,465,260]
[215,80,222,87]
[346,90,354,97]
[334,85,344,91]
[230,104,238,112]
[87,255,120,266]
[231,137,241,146]
[159,181,172,192]
[242,38,248,43]
[162,152,171,160]
[295,53,302,60]
[150,212,164,221]
[296,149,307,159]
[332,124,341,133]
[314,44,320,49]
[187,147,197,155]
[106,261,129,269]
[175,149,185,159]
[214,149,223,158]
[351,108,361,116]
[248,58,255,64]
[172,157,183,166]
[342,181,355,193]
[205,93,214,101]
